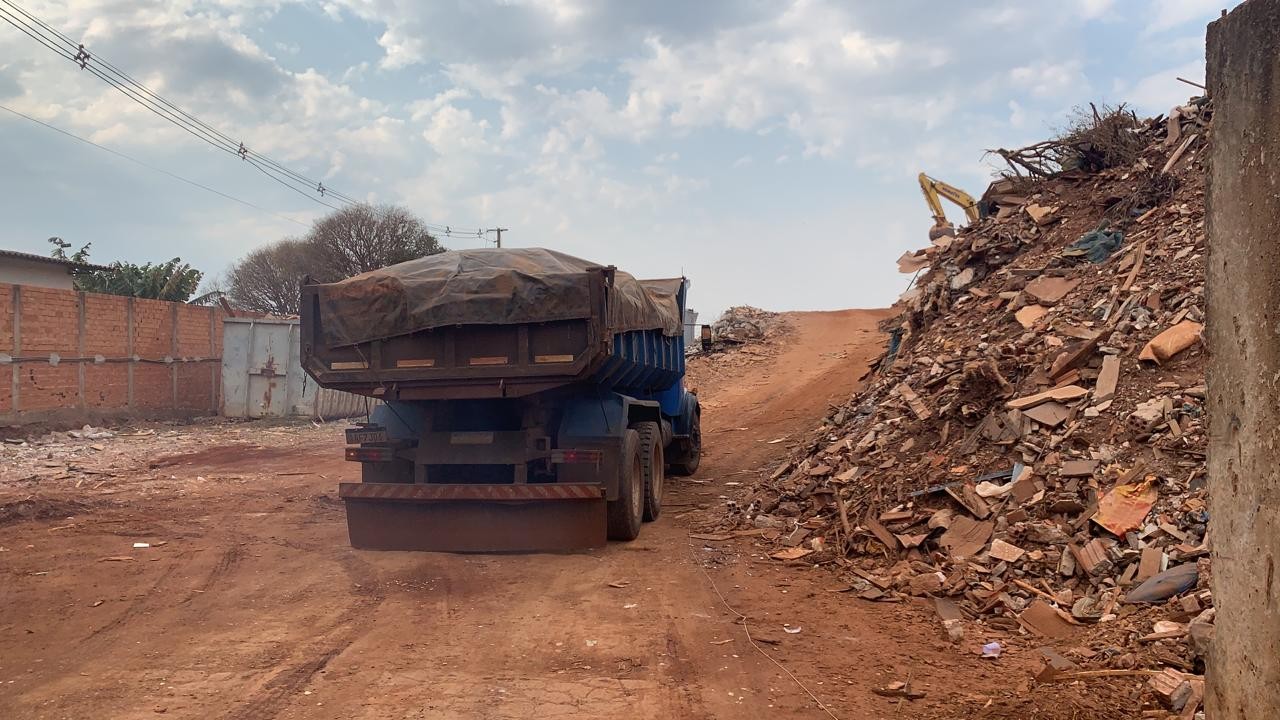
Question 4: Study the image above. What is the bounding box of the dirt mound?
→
[0,497,93,526]
[717,96,1213,714]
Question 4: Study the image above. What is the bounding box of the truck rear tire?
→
[632,421,664,521]
[668,409,701,476]
[606,429,644,541]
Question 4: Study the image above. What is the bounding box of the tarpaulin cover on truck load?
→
[314,248,684,347]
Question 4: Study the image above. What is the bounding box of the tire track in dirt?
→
[202,544,243,591]
[219,598,386,720]
[220,553,386,720]
[662,628,714,720]
[221,645,347,720]
[84,550,193,642]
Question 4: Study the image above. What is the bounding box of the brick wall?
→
[0,283,222,425]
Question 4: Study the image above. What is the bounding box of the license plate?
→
[346,427,388,444]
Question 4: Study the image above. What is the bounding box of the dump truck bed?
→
[300,248,685,401]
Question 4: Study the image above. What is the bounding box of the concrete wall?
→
[1205,1,1280,717]
[0,283,222,425]
[0,257,75,290]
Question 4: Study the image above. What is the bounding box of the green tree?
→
[48,237,203,302]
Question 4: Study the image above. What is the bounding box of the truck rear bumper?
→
[338,482,604,502]
[339,482,606,552]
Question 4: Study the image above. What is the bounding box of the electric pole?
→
[487,227,509,248]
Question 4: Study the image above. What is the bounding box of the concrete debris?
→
[713,93,1214,688]
[1006,384,1089,410]
[898,251,931,274]
[710,306,782,344]
[1093,355,1121,402]
[1014,304,1048,329]
[1024,203,1058,226]
[1149,668,1194,711]
[989,538,1026,563]
[1019,600,1077,638]
[1023,276,1080,305]
[872,680,926,700]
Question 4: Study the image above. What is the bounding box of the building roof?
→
[0,248,110,272]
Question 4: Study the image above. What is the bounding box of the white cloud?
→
[839,31,901,65]
[1008,99,1026,128]
[508,0,588,25]
[1144,0,1224,35]
[421,105,492,153]
[1077,0,1116,20]
[340,61,370,84]
[1009,60,1089,99]
[1120,59,1206,115]
[408,88,473,121]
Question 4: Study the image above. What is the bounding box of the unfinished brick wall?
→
[0,283,222,424]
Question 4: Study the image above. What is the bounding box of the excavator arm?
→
[918,173,981,228]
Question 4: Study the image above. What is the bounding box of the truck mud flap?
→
[338,482,606,552]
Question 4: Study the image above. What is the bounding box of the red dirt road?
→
[1,310,1036,719]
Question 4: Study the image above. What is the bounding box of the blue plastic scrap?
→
[886,327,903,362]
[1125,562,1199,603]
[1063,229,1124,263]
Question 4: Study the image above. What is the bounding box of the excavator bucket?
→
[338,482,607,552]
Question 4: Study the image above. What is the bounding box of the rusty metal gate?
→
[220,317,368,419]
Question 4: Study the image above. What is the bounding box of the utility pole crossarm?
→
[487,227,509,248]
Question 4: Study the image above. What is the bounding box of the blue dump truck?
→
[299,248,701,551]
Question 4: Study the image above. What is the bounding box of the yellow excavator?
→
[919,172,981,240]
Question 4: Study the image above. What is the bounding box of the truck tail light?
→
[551,449,603,464]
[345,446,395,463]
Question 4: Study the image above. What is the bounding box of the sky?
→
[0,0,1232,319]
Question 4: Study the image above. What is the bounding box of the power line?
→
[0,8,244,160]
[0,1,350,205]
[423,224,488,240]
[0,103,312,228]
[1,1,363,209]
[0,0,499,237]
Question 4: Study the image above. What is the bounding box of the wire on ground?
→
[686,541,842,720]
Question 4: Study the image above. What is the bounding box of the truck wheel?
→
[632,421,664,521]
[669,409,701,476]
[606,429,644,541]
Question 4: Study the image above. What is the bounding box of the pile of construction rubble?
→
[710,305,782,344]
[719,98,1213,715]
[0,419,328,505]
